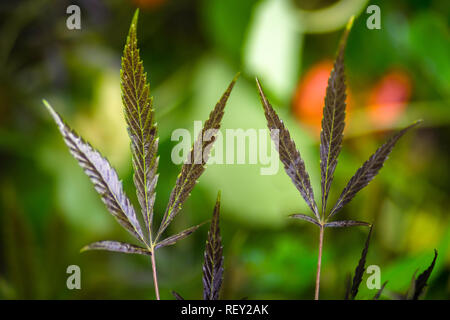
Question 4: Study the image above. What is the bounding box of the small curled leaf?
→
[325,220,371,228]
[155,222,205,250]
[81,241,151,256]
[290,214,321,227]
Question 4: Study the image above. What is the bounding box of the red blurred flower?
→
[367,70,411,127]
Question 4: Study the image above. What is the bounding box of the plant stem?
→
[315,225,324,300]
[150,248,160,300]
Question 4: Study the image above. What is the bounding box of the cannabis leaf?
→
[412,249,438,300]
[43,101,146,245]
[373,281,388,300]
[121,10,159,240]
[256,16,419,300]
[350,226,372,299]
[170,191,225,300]
[328,121,421,219]
[157,76,238,240]
[324,220,371,228]
[155,223,205,250]
[81,241,151,256]
[44,9,237,300]
[171,291,184,300]
[203,192,224,300]
[290,214,321,227]
[256,78,319,220]
[320,18,352,216]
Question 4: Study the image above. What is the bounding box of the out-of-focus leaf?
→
[43,100,145,244]
[81,241,151,256]
[289,214,320,227]
[412,249,438,300]
[157,76,238,239]
[324,220,371,228]
[203,192,224,300]
[171,291,184,300]
[320,18,352,215]
[373,281,388,300]
[120,9,159,238]
[351,226,372,299]
[257,78,319,220]
[329,121,421,218]
[344,273,351,300]
[155,223,204,250]
[244,0,301,102]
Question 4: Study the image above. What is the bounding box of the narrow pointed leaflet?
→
[121,9,159,240]
[412,249,438,300]
[157,76,238,239]
[81,241,151,256]
[329,121,421,219]
[351,226,372,299]
[256,78,319,220]
[320,17,353,216]
[203,192,224,300]
[43,101,145,244]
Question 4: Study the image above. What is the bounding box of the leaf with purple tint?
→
[329,121,421,219]
[43,100,145,244]
[256,79,319,220]
[81,241,150,256]
[121,10,159,239]
[203,192,224,300]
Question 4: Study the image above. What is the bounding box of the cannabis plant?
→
[256,17,421,299]
[346,227,438,300]
[43,9,237,299]
[172,191,224,300]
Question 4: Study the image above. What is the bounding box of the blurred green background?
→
[0,0,449,299]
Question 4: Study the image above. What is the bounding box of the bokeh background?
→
[0,0,449,299]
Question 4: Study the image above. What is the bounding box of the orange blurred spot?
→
[292,60,352,136]
[132,0,166,9]
[367,70,411,127]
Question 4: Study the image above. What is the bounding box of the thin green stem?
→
[315,225,324,300]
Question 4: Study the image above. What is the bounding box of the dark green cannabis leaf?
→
[203,192,224,300]
[350,226,372,299]
[412,249,438,300]
[256,16,420,299]
[121,10,159,240]
[44,9,237,299]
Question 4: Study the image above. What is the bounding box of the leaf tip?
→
[216,190,221,202]
[132,8,139,27]
[346,15,355,31]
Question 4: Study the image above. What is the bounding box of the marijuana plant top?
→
[44,9,237,300]
[256,17,421,299]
